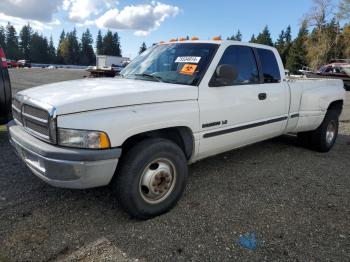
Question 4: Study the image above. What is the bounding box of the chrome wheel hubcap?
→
[326,120,336,145]
[139,158,176,204]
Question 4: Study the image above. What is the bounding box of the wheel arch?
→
[327,100,343,116]
[121,126,195,161]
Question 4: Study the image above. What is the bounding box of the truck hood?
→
[19,78,198,115]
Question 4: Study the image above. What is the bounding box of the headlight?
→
[58,128,111,149]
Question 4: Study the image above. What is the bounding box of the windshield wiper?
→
[134,73,163,82]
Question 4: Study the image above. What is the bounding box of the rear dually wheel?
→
[298,109,339,152]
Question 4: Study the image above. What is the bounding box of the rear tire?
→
[113,138,188,220]
[298,109,339,152]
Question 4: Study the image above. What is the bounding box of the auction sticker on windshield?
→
[175,56,201,63]
[180,64,198,75]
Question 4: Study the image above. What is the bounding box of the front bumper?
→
[8,121,121,189]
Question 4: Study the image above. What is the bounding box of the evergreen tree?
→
[80,29,95,65]
[286,22,308,74]
[58,37,70,64]
[282,25,292,64]
[48,36,56,63]
[228,30,242,41]
[19,24,33,60]
[112,32,122,56]
[235,30,242,41]
[275,25,292,65]
[256,26,273,46]
[5,23,20,59]
[58,30,65,48]
[102,30,122,56]
[139,42,147,54]
[96,30,103,55]
[249,34,256,43]
[67,28,80,64]
[102,30,114,55]
[284,25,292,44]
[56,30,66,64]
[29,32,49,63]
[0,26,5,49]
[275,29,286,55]
[56,29,81,64]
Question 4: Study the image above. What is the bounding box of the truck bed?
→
[288,75,349,90]
[286,78,345,133]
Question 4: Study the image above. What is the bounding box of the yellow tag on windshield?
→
[180,64,197,75]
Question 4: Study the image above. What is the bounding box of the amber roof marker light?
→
[191,37,199,40]
[212,36,222,40]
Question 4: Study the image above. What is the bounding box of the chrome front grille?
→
[24,119,50,138]
[12,99,21,111]
[23,104,49,121]
[12,109,21,124]
[12,98,22,124]
[12,96,56,143]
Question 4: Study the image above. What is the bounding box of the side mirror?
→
[211,64,238,87]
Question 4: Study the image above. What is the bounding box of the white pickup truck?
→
[8,40,345,219]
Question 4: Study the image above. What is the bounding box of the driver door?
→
[197,45,287,159]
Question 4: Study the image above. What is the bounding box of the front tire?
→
[113,138,188,219]
[298,109,339,152]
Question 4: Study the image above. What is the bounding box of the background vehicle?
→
[0,48,12,125]
[96,55,130,69]
[300,62,350,90]
[88,55,130,77]
[8,40,345,219]
[17,60,32,68]
[6,59,18,68]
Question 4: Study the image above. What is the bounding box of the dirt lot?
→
[0,68,349,261]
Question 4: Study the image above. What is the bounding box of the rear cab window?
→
[256,48,281,83]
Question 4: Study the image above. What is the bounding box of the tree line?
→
[0,24,123,66]
[228,0,350,73]
[0,0,348,71]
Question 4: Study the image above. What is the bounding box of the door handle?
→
[258,93,267,100]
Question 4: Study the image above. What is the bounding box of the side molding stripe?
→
[203,116,288,139]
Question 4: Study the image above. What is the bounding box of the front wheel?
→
[298,109,339,152]
[113,138,188,219]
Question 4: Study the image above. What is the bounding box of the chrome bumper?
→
[8,121,121,189]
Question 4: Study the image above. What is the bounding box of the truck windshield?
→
[120,43,219,86]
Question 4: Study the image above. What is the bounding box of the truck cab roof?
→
[158,40,277,51]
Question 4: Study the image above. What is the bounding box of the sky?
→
[0,0,331,59]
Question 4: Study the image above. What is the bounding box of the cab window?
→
[257,48,281,83]
[209,45,260,87]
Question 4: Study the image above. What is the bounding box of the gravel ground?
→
[0,68,349,261]
[9,68,88,94]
